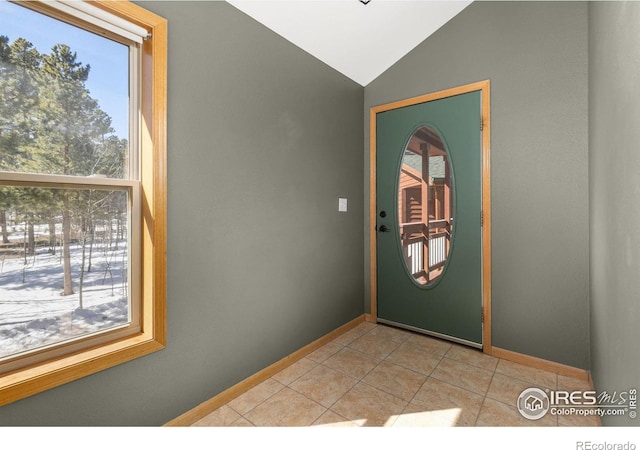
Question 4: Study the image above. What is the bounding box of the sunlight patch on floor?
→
[311,408,463,427]
[389,407,462,427]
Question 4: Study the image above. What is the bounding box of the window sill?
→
[0,330,165,406]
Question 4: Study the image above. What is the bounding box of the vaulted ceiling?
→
[226,0,473,86]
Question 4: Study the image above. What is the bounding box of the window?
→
[398,126,453,286]
[0,1,166,405]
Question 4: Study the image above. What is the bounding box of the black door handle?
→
[379,225,390,233]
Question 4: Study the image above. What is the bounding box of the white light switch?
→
[338,197,348,212]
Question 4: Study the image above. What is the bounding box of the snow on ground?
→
[0,240,129,359]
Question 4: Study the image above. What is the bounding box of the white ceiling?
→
[226,0,473,86]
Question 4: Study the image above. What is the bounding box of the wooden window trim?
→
[0,1,167,406]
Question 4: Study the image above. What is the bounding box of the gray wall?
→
[589,1,640,426]
[364,1,590,368]
[0,1,364,425]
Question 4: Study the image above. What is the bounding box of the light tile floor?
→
[191,322,600,427]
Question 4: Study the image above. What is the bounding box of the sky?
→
[0,0,129,139]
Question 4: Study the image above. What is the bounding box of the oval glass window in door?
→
[397,126,454,286]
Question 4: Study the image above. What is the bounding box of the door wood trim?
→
[369,80,492,353]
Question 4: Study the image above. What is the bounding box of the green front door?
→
[375,89,484,347]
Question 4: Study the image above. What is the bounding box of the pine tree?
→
[1,37,126,302]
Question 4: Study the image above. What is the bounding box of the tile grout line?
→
[474,363,499,426]
[226,378,287,423]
